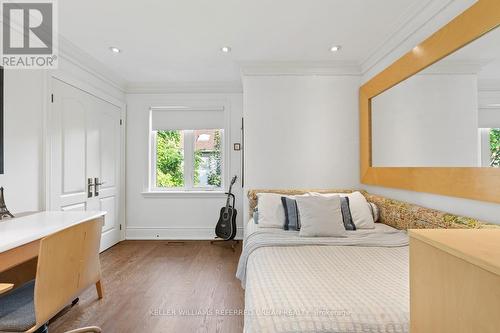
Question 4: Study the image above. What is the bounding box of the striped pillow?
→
[281,196,356,231]
[340,196,356,230]
[281,197,300,231]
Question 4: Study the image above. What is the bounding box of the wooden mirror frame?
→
[360,0,500,204]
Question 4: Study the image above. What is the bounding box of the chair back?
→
[33,218,103,327]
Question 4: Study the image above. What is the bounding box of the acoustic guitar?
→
[215,175,237,240]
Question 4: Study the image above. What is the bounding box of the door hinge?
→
[51,94,54,103]
[119,224,122,230]
[120,119,123,125]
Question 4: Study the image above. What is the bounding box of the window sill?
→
[141,191,227,198]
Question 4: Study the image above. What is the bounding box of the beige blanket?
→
[239,223,409,333]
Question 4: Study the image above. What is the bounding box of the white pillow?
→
[368,202,380,222]
[256,193,286,228]
[296,195,346,237]
[346,191,375,229]
[308,191,375,229]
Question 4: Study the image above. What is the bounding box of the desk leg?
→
[95,280,103,299]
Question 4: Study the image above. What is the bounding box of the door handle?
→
[94,177,106,197]
[87,178,94,198]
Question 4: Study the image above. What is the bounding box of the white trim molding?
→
[126,81,243,94]
[126,227,243,240]
[361,0,477,80]
[361,0,455,74]
[58,37,127,93]
[141,191,227,198]
[239,61,361,76]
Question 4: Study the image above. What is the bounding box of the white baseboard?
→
[125,227,243,240]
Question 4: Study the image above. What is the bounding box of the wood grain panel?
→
[34,218,103,328]
[0,283,13,294]
[0,257,37,289]
[360,0,500,203]
[0,240,39,272]
[410,237,500,332]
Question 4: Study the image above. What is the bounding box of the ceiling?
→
[59,0,426,84]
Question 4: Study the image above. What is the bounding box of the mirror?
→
[371,26,500,168]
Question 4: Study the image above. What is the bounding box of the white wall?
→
[0,59,125,215]
[242,75,360,218]
[0,70,45,213]
[372,73,479,167]
[362,0,500,224]
[125,93,243,239]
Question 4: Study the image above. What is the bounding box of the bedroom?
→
[0,0,499,332]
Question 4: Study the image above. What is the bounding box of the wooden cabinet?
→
[409,229,500,333]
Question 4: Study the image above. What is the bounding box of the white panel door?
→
[48,78,122,250]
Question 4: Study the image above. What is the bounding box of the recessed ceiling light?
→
[220,46,231,53]
[330,45,342,52]
[109,46,121,54]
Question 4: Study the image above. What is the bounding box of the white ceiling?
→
[59,0,425,84]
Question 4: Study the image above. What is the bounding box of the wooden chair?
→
[0,219,104,333]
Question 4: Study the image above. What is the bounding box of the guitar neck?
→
[224,180,236,211]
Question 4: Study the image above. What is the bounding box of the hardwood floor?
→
[49,240,244,333]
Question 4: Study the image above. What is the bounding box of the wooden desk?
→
[0,211,106,332]
[0,211,105,273]
[409,229,500,333]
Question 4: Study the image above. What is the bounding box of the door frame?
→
[43,71,127,243]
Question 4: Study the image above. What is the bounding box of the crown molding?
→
[360,0,458,75]
[239,61,361,76]
[58,36,127,93]
[125,81,243,94]
[0,13,127,93]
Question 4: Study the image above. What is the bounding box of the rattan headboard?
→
[247,189,498,230]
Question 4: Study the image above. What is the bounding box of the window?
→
[479,128,500,167]
[155,130,185,188]
[193,129,223,187]
[488,128,500,167]
[150,107,225,191]
[478,108,500,168]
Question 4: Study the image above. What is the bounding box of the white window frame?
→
[149,127,227,193]
[144,103,231,196]
[149,129,225,192]
[479,128,491,167]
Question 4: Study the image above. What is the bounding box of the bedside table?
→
[409,229,500,333]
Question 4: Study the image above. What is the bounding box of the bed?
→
[237,189,496,333]
[237,219,409,333]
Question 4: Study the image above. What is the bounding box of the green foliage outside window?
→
[156,130,223,188]
[156,130,184,187]
[193,150,203,185]
[490,128,500,167]
[207,131,222,187]
[193,130,222,187]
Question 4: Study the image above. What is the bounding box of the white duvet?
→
[238,221,409,333]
